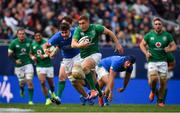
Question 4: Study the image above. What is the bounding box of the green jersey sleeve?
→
[73,27,81,41]
[8,41,15,53]
[95,24,104,35]
[167,32,174,43]
[144,32,150,43]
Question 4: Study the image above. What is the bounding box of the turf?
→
[0,104,180,112]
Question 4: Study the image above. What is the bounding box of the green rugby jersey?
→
[30,38,52,67]
[73,24,104,58]
[8,38,32,67]
[144,30,174,62]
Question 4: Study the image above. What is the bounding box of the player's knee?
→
[40,81,46,87]
[26,73,34,80]
[148,71,158,82]
[72,65,85,79]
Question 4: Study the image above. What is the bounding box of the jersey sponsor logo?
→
[16,45,20,48]
[80,32,85,36]
[155,42,161,48]
[163,36,167,41]
[26,43,30,47]
[33,46,36,49]
[150,37,154,40]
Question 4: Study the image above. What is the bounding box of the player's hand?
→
[31,56,37,61]
[115,43,124,54]
[145,51,151,60]
[40,54,45,59]
[44,48,51,56]
[78,41,91,48]
[164,47,170,53]
[15,59,22,65]
[117,88,125,92]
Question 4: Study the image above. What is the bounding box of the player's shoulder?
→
[9,38,18,45]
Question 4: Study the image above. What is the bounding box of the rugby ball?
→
[78,36,90,44]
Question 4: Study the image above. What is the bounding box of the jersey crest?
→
[155,42,161,48]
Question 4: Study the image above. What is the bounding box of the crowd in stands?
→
[0,0,179,47]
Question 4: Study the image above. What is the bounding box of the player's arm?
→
[117,72,131,92]
[139,39,151,59]
[42,43,59,58]
[164,41,177,53]
[103,27,124,54]
[107,68,117,101]
[71,37,90,48]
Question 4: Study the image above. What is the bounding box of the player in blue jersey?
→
[43,22,93,105]
[43,22,79,104]
[95,55,136,105]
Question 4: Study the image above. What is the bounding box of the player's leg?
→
[46,67,55,97]
[81,53,102,99]
[157,62,168,107]
[36,67,51,105]
[96,65,109,106]
[15,66,26,97]
[147,62,159,102]
[25,64,34,105]
[57,63,67,99]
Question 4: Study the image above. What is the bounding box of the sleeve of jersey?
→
[8,41,14,53]
[48,33,59,46]
[110,61,119,73]
[144,33,149,43]
[95,24,104,34]
[167,33,174,43]
[73,28,80,41]
[126,66,133,73]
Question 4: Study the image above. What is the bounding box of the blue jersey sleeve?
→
[48,32,60,46]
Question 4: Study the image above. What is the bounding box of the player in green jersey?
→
[140,17,177,107]
[71,15,124,106]
[30,32,57,105]
[8,28,34,105]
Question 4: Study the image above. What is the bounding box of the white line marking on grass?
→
[0,108,33,113]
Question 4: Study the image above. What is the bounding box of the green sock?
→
[49,86,55,93]
[57,81,65,98]
[45,95,49,99]
[85,72,96,90]
[163,89,167,103]
[95,83,102,96]
[28,88,34,101]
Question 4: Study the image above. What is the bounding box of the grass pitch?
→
[0,104,180,112]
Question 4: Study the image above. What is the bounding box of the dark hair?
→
[17,28,25,33]
[79,15,89,21]
[61,16,73,24]
[153,17,162,22]
[127,55,136,64]
[60,23,70,31]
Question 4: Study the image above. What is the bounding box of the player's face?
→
[17,30,25,42]
[79,19,89,32]
[34,33,42,42]
[153,20,163,33]
[61,30,70,39]
[124,61,131,68]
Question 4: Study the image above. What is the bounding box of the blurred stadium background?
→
[0,0,180,110]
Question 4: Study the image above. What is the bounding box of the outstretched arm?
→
[107,69,117,101]
[103,27,124,54]
[117,72,131,92]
